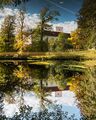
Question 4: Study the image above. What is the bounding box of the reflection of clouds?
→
[50,91,76,106]
[3,90,81,119]
[24,92,40,112]
[48,91,81,119]
[3,104,19,117]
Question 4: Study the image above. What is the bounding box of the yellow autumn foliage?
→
[68,29,80,49]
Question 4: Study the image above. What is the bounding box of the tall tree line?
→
[0,15,15,52]
[78,0,96,49]
[0,6,72,52]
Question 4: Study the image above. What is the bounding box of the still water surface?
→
[0,60,96,120]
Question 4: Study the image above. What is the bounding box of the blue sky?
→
[0,0,83,33]
[21,0,83,22]
[3,91,81,119]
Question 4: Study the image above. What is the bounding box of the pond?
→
[0,60,96,120]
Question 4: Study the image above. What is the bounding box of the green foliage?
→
[0,61,86,119]
[71,66,96,119]
[55,33,71,51]
[31,27,48,52]
[0,105,78,120]
[38,7,60,51]
[0,62,19,93]
[48,38,56,52]
[14,10,30,53]
[0,15,15,52]
[55,33,65,51]
[78,0,96,49]
[31,28,42,52]
[0,0,30,7]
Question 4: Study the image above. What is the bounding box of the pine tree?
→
[78,0,96,49]
[0,15,15,52]
[38,7,60,51]
[0,0,29,7]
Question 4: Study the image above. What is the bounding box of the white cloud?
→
[24,13,40,29]
[0,7,77,33]
[0,8,14,17]
[3,104,19,117]
[48,91,77,106]
[0,7,40,30]
[53,21,78,33]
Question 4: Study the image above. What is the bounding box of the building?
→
[56,26,63,32]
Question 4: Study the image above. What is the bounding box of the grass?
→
[82,60,96,67]
[0,50,96,60]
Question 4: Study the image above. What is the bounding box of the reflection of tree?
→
[0,104,78,120]
[33,81,52,110]
[0,62,18,92]
[0,62,18,117]
[0,92,4,117]
[0,62,83,119]
[48,65,73,90]
[15,63,52,110]
[71,66,96,119]
[33,66,51,109]
[13,62,34,90]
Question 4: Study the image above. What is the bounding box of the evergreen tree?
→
[0,15,15,52]
[38,7,59,51]
[0,0,29,7]
[55,33,71,51]
[78,0,96,49]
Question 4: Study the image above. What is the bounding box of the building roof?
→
[44,30,70,37]
[44,85,70,92]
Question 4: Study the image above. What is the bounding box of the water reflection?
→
[0,60,95,119]
[71,65,96,120]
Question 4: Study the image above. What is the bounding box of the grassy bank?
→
[0,50,96,61]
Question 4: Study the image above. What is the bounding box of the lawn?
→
[0,50,96,60]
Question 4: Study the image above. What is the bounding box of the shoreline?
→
[0,50,96,61]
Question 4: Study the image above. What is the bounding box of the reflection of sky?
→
[3,90,81,119]
[49,91,81,118]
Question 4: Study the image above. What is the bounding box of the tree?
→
[31,27,42,52]
[0,15,15,52]
[48,38,56,52]
[55,33,71,51]
[0,104,78,120]
[70,66,96,119]
[55,33,64,51]
[68,29,80,49]
[78,0,96,49]
[0,0,29,7]
[38,7,60,51]
[14,10,28,53]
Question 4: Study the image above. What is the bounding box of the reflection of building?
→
[44,86,70,92]
[43,80,70,92]
[55,91,62,97]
